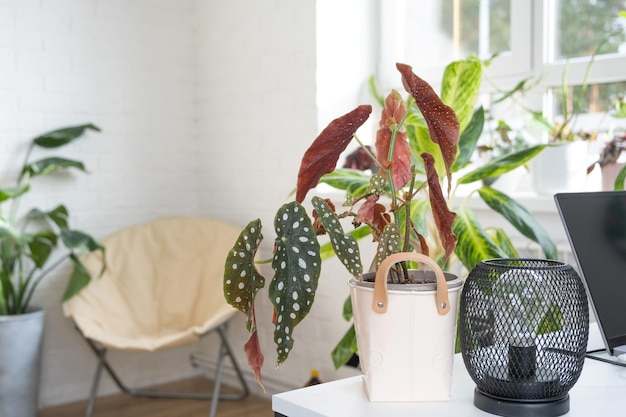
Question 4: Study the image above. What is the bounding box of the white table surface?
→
[272,325,626,417]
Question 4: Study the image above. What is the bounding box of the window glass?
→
[550,81,626,138]
[403,0,511,66]
[551,0,626,61]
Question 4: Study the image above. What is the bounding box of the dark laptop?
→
[555,191,626,359]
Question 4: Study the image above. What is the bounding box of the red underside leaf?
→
[375,90,412,190]
[355,195,389,236]
[422,152,457,263]
[296,105,372,203]
[397,63,459,191]
[416,232,430,257]
[244,327,265,392]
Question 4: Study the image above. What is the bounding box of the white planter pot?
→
[349,253,463,402]
[531,141,589,196]
[0,309,45,417]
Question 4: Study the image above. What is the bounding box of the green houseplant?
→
[223,59,556,389]
[0,123,105,417]
[0,123,105,315]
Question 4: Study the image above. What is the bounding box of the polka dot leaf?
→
[269,201,321,365]
[373,223,402,271]
[311,196,363,277]
[223,219,265,332]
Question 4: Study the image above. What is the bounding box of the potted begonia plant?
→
[223,59,556,400]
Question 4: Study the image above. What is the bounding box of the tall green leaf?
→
[331,325,358,369]
[26,205,69,229]
[62,254,92,301]
[477,186,557,259]
[487,228,519,258]
[440,59,483,132]
[319,169,372,197]
[457,145,546,184]
[23,157,86,178]
[32,124,100,148]
[28,230,57,268]
[452,107,484,172]
[60,229,104,254]
[453,207,507,271]
[0,185,30,203]
[615,164,626,190]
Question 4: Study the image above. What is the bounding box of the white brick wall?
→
[0,0,204,408]
[1,0,385,409]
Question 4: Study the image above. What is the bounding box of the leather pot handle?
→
[372,252,450,316]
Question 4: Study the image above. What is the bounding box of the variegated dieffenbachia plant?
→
[223,59,557,388]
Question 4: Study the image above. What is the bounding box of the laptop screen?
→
[555,191,626,354]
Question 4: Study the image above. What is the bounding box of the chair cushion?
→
[63,217,243,351]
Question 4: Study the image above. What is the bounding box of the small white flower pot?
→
[349,253,463,402]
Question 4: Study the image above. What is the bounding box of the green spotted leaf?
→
[269,202,321,365]
[311,196,362,277]
[223,219,265,332]
[373,223,402,273]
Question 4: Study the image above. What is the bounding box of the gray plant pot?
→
[0,309,45,417]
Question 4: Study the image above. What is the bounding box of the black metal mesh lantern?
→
[460,259,589,417]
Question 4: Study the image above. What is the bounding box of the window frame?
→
[377,0,626,95]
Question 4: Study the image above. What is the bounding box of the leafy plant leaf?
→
[26,205,69,229]
[312,196,362,277]
[373,223,402,273]
[224,219,265,332]
[296,105,372,203]
[23,157,86,178]
[487,228,520,258]
[244,329,265,391]
[423,153,457,263]
[397,63,460,187]
[341,295,352,321]
[615,164,626,190]
[28,230,58,268]
[457,145,546,184]
[319,226,371,261]
[60,229,104,254]
[453,207,507,271]
[376,90,412,190]
[62,254,92,301]
[477,186,557,259]
[440,59,482,132]
[32,124,100,148]
[269,202,321,365]
[537,304,562,335]
[452,107,484,172]
[331,324,358,369]
[405,117,441,174]
[0,185,30,203]
[319,169,371,197]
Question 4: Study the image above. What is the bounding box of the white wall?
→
[1,0,379,409]
[194,0,371,398]
[1,0,205,408]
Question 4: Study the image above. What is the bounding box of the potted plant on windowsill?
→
[0,124,105,417]
[223,59,556,401]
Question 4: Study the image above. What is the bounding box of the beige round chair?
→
[63,216,249,417]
